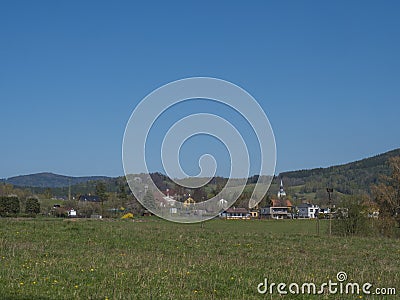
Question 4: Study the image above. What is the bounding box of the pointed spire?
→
[278,178,286,198]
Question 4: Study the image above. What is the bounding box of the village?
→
[54,179,331,221]
[219,180,327,220]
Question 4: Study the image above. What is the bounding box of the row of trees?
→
[0,196,40,216]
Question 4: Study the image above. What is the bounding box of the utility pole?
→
[327,188,333,235]
[68,179,71,202]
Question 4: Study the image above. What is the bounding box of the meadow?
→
[0,218,399,299]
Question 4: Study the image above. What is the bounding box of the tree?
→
[192,187,206,203]
[118,182,128,203]
[78,202,98,218]
[95,182,108,201]
[25,197,40,215]
[95,182,108,216]
[127,194,145,216]
[332,196,369,237]
[0,196,20,216]
[43,188,52,199]
[142,189,155,212]
[372,156,400,227]
[0,183,14,197]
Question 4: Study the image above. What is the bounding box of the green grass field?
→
[1,218,399,299]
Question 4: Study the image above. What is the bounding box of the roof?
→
[225,207,248,214]
[271,199,293,207]
[153,191,165,202]
[184,197,195,204]
[78,195,101,202]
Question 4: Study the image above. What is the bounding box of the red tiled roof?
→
[271,199,293,207]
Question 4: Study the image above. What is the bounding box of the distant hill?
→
[2,148,400,201]
[1,172,110,188]
[278,148,400,197]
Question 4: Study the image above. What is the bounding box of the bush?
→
[25,197,40,215]
[0,196,20,216]
[332,197,370,237]
[373,217,399,238]
[121,212,134,219]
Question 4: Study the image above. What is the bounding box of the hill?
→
[1,172,110,188]
[278,148,400,201]
[2,148,399,203]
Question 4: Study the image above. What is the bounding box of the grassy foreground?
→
[0,218,399,299]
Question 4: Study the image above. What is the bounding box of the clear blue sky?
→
[1,1,399,178]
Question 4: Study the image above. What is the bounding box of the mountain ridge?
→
[278,148,400,197]
[1,172,110,188]
[2,148,400,192]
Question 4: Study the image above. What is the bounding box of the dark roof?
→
[78,195,101,202]
[225,207,248,214]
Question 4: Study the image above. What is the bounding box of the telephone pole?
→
[327,188,333,235]
[68,179,71,202]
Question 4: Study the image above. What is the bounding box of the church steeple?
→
[277,179,286,198]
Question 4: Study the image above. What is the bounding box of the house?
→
[183,196,195,208]
[220,207,250,220]
[154,192,176,208]
[159,195,176,207]
[218,198,228,209]
[260,199,293,219]
[67,209,77,217]
[296,203,320,219]
[153,191,166,207]
[249,210,259,218]
[260,206,291,219]
[78,195,101,202]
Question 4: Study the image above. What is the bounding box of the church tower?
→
[277,179,286,198]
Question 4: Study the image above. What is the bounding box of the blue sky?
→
[1,1,399,178]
